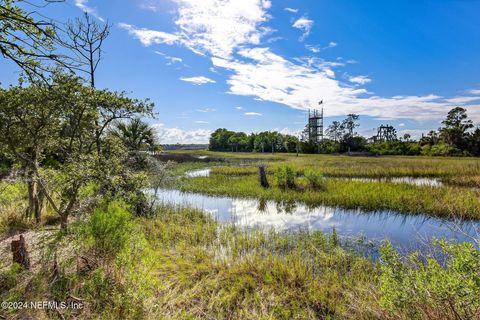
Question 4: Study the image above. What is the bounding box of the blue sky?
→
[1,0,480,143]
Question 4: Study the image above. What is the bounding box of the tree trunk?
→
[258,166,269,188]
[26,170,42,223]
[60,214,68,230]
[11,235,30,270]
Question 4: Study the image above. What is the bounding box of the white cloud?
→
[195,120,209,124]
[153,124,212,144]
[326,41,337,49]
[305,44,320,53]
[236,106,243,110]
[173,0,271,58]
[284,7,298,13]
[74,0,104,21]
[446,96,480,104]
[139,2,158,12]
[154,51,183,65]
[305,42,337,53]
[468,89,480,95]
[122,1,271,59]
[168,57,182,63]
[349,75,371,85]
[74,0,94,13]
[245,112,262,116]
[212,47,480,121]
[118,23,180,46]
[179,76,216,85]
[292,17,314,41]
[196,108,216,112]
[399,123,405,127]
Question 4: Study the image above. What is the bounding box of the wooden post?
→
[258,165,269,188]
[11,235,31,270]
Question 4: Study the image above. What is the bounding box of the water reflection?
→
[348,177,443,187]
[186,168,443,187]
[185,168,211,178]
[153,188,479,251]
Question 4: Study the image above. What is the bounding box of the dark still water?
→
[152,188,480,251]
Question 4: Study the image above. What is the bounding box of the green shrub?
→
[379,240,480,319]
[275,166,296,189]
[0,263,23,292]
[82,200,133,258]
[304,170,325,190]
[421,143,462,156]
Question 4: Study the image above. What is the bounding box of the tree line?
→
[209,107,480,156]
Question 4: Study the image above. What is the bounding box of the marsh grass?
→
[201,152,480,181]
[178,173,480,219]
[174,152,480,219]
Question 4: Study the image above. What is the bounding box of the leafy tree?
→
[112,118,157,152]
[419,130,440,146]
[402,133,411,142]
[341,114,360,153]
[439,107,473,150]
[208,128,235,151]
[254,132,270,153]
[467,126,480,156]
[283,135,299,153]
[0,73,153,227]
[228,132,247,152]
[326,121,343,142]
[0,0,67,80]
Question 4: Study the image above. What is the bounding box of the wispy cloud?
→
[306,42,337,53]
[349,75,371,85]
[128,1,272,59]
[445,96,480,104]
[154,51,183,65]
[305,44,320,53]
[196,108,216,113]
[179,76,216,85]
[236,106,243,110]
[468,89,480,95]
[326,41,337,49]
[74,0,94,13]
[212,47,480,121]
[292,17,314,41]
[195,120,209,124]
[139,2,158,12]
[244,112,262,116]
[153,123,212,144]
[74,0,104,21]
[118,23,179,46]
[284,7,298,13]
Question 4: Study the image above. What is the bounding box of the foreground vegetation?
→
[1,201,478,319]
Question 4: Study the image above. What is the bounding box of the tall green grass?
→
[179,174,480,219]
[190,151,480,182]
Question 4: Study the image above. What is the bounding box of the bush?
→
[0,263,23,292]
[82,200,133,258]
[379,240,480,319]
[304,170,325,190]
[421,143,462,156]
[275,166,296,189]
